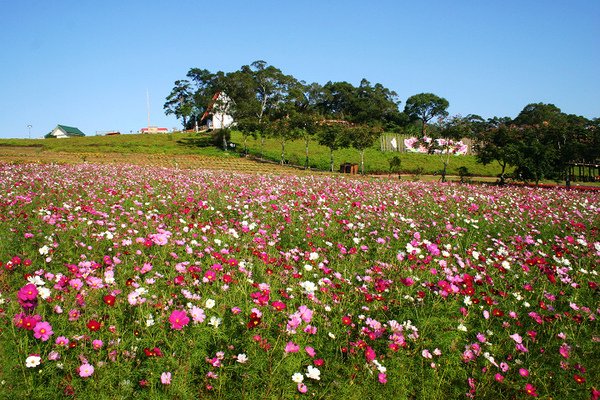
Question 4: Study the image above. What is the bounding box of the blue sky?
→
[1,0,598,138]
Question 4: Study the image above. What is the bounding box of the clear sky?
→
[1,0,598,139]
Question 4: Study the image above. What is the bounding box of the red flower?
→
[573,374,585,384]
[103,295,116,306]
[87,319,101,332]
[247,312,261,329]
[342,315,352,325]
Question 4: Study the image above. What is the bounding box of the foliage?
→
[474,104,599,185]
[403,93,449,136]
[0,163,598,399]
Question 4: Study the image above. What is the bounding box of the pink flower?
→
[92,339,103,350]
[297,383,308,393]
[161,371,172,385]
[305,346,316,358]
[378,373,387,384]
[519,368,529,377]
[79,363,94,378]
[169,309,190,330]
[285,342,300,353]
[55,336,69,347]
[495,373,504,383]
[365,346,376,363]
[559,343,570,359]
[524,383,538,397]
[33,321,53,341]
[421,349,432,359]
[190,306,206,323]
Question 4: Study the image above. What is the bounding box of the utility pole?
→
[27,124,32,139]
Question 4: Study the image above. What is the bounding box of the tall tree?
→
[316,123,350,172]
[474,117,519,185]
[404,93,449,136]
[431,115,469,183]
[163,80,194,129]
[350,124,383,174]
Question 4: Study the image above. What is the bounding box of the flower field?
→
[0,163,598,400]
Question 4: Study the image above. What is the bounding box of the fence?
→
[379,133,475,155]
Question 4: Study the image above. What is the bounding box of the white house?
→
[45,125,86,139]
[201,92,234,130]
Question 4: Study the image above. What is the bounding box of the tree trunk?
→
[498,160,507,185]
[260,135,265,159]
[360,150,365,175]
[280,138,285,165]
[330,149,334,172]
[305,136,309,169]
[243,136,248,155]
[222,131,228,152]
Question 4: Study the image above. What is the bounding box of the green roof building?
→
[45,124,86,139]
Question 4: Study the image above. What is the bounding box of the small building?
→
[140,126,169,134]
[340,163,359,174]
[45,124,86,139]
[200,92,234,130]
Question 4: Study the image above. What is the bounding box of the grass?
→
[2,131,597,188]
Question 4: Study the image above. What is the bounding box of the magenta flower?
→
[17,284,38,310]
[559,343,570,359]
[92,339,104,350]
[285,341,300,353]
[79,363,94,378]
[169,309,190,330]
[365,346,376,363]
[33,321,53,341]
[378,373,387,384]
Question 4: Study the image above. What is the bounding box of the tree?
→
[163,80,194,129]
[404,93,449,136]
[474,117,519,185]
[316,123,351,172]
[431,115,469,183]
[350,124,383,174]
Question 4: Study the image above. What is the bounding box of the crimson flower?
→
[87,319,101,332]
[247,312,261,329]
[103,295,116,306]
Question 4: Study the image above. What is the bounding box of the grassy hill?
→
[0,131,507,178]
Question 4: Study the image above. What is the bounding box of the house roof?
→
[45,124,86,138]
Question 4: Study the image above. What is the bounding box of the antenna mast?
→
[146,89,151,128]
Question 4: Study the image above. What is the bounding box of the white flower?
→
[300,281,317,294]
[205,299,216,309]
[457,323,468,332]
[304,264,313,271]
[27,275,45,286]
[463,296,472,306]
[39,245,51,255]
[236,354,248,364]
[292,372,304,383]
[38,287,51,300]
[146,314,155,327]
[306,365,321,380]
[208,316,222,328]
[26,355,41,368]
[308,252,319,261]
